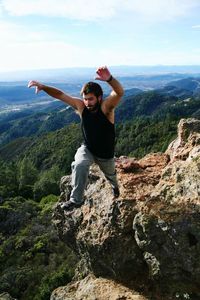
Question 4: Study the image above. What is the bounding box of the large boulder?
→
[51,274,148,300]
[52,118,200,300]
[0,293,17,300]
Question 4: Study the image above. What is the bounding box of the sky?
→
[1,0,200,71]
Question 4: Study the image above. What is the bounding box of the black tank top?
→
[81,106,115,159]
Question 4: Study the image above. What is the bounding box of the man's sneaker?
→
[61,200,83,211]
[112,186,120,198]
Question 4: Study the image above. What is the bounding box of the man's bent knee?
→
[71,160,91,171]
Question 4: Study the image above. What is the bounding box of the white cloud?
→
[0,21,47,42]
[2,0,200,22]
[192,25,200,29]
[0,20,83,71]
[0,40,91,71]
[1,0,200,71]
[1,37,200,72]
[2,0,117,20]
[95,45,200,66]
[123,0,200,20]
[0,3,3,15]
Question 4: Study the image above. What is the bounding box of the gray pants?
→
[70,144,118,204]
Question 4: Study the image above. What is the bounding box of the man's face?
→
[83,93,101,111]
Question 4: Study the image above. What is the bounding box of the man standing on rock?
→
[28,66,124,210]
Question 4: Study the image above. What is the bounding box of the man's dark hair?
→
[81,82,103,99]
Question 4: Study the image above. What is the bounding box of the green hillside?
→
[0,124,82,299]
[1,90,200,146]
[0,195,77,300]
[1,78,200,299]
[0,107,79,146]
[116,91,200,122]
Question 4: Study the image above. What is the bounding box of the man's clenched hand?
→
[95,66,112,82]
[28,80,44,94]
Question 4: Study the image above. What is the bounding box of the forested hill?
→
[116,76,200,121]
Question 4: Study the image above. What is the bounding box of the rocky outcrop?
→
[50,274,147,300]
[52,118,200,300]
[0,293,17,300]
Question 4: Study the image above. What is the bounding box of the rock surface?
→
[51,274,147,300]
[0,293,17,300]
[52,118,200,300]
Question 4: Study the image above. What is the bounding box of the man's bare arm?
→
[95,66,124,110]
[28,80,84,112]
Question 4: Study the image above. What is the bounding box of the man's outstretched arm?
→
[95,66,124,110]
[28,80,84,112]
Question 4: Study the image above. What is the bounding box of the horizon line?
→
[1,64,200,74]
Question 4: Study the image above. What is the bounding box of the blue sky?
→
[1,0,200,71]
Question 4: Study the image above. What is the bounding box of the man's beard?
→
[86,101,100,112]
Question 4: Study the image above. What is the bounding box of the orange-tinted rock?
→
[52,118,200,300]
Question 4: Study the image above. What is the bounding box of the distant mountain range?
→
[0,72,199,110]
[1,65,200,81]
[157,77,200,99]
